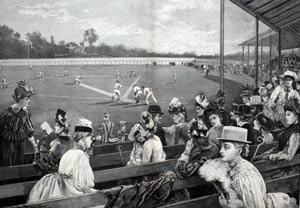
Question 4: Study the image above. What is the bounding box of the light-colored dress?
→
[142,135,166,163]
[28,149,96,203]
[127,142,144,166]
[268,86,300,124]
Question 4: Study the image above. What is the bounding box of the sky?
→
[0,0,270,55]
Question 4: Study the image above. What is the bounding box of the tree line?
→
[0,25,206,59]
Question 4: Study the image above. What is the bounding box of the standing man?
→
[133,84,143,103]
[112,80,122,102]
[148,105,166,146]
[142,86,158,105]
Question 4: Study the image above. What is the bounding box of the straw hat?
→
[250,96,262,106]
[74,117,93,133]
[218,126,251,144]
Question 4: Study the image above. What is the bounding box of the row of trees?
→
[0,25,200,59]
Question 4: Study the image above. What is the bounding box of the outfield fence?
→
[0,57,195,66]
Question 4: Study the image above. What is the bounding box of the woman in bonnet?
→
[28,118,102,203]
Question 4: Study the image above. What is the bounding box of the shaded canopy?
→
[231,0,300,50]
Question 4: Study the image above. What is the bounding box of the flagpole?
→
[220,0,224,91]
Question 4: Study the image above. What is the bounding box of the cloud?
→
[83,9,91,14]
[18,2,74,22]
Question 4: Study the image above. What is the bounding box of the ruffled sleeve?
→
[72,152,95,192]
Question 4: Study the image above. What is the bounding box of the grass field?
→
[0,64,250,152]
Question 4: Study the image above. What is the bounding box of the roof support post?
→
[278,29,282,74]
[220,0,225,91]
[242,44,245,72]
[255,17,259,88]
[248,44,250,69]
[269,34,272,82]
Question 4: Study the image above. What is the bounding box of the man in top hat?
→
[234,104,256,144]
[249,95,263,118]
[269,70,300,126]
[148,105,166,146]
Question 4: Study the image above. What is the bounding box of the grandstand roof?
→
[230,0,300,50]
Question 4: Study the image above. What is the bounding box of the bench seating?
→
[1,152,298,202]
[0,143,277,184]
[23,142,135,164]
[7,158,300,208]
[0,144,186,183]
[158,174,300,208]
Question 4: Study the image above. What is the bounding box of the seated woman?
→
[34,109,74,174]
[268,103,300,161]
[253,113,274,144]
[163,97,189,145]
[127,112,166,166]
[204,103,224,146]
[126,123,148,166]
[175,120,219,179]
[199,126,297,208]
[139,111,166,164]
[28,118,103,203]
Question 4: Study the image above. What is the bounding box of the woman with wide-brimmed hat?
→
[199,126,297,208]
[0,80,37,166]
[28,118,105,203]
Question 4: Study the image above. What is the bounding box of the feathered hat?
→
[12,80,36,101]
[169,97,186,114]
[128,123,149,142]
[195,91,209,109]
[140,111,155,131]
